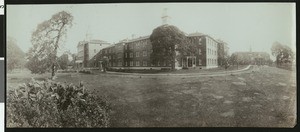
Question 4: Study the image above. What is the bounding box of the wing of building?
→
[77,32,229,70]
[75,40,111,69]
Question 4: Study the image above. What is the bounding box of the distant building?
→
[75,40,111,68]
[232,51,271,65]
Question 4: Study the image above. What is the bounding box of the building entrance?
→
[182,56,196,68]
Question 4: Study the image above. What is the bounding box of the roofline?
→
[126,35,150,43]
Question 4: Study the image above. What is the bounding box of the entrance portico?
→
[182,56,196,68]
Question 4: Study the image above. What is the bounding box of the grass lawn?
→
[7,66,296,127]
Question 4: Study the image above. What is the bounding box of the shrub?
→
[7,79,110,127]
[79,69,92,74]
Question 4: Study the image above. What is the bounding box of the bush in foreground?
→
[7,79,110,127]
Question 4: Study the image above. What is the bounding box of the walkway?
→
[99,65,257,78]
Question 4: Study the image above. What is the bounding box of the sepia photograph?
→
[6,3,296,127]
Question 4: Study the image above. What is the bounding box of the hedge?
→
[7,79,111,127]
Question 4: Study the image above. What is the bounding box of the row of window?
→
[105,50,153,59]
[207,37,218,48]
[108,60,174,67]
[107,59,206,67]
[207,48,217,56]
[107,53,122,59]
[124,50,150,58]
[207,58,217,65]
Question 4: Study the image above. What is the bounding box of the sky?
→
[7,3,296,60]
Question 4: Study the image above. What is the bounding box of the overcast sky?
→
[7,3,295,60]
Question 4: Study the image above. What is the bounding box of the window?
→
[157,61,160,66]
[164,61,167,66]
[130,52,133,58]
[143,61,147,66]
[199,49,202,55]
[125,53,128,58]
[118,53,121,58]
[136,52,139,57]
[130,61,133,66]
[199,38,202,45]
[143,51,147,56]
[136,61,140,66]
[199,59,202,65]
[125,61,127,66]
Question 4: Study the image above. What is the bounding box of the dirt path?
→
[97,65,255,78]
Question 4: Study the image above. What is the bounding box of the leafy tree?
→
[7,37,26,71]
[26,11,73,79]
[271,41,294,66]
[229,53,239,69]
[57,54,69,70]
[69,53,77,68]
[150,25,197,70]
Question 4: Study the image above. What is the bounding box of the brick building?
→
[88,32,225,70]
[186,32,219,69]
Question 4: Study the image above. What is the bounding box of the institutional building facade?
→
[87,32,225,70]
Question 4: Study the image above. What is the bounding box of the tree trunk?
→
[51,63,55,79]
[50,23,66,80]
[171,59,175,70]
